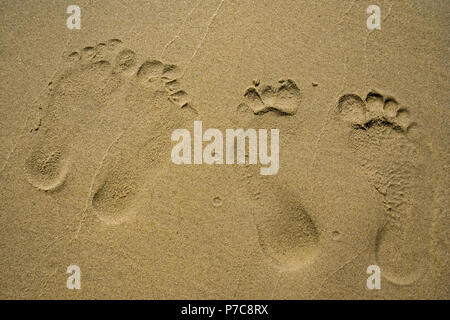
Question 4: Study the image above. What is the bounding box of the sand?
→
[0,0,448,299]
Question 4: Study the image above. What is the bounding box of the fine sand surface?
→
[0,0,448,299]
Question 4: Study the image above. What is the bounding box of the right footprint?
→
[336,91,433,285]
[88,58,195,226]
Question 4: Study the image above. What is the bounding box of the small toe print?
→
[161,64,182,81]
[164,79,181,94]
[114,49,136,72]
[134,59,192,108]
[107,39,122,50]
[395,109,412,130]
[137,60,164,82]
[241,78,302,115]
[366,91,385,117]
[67,51,80,62]
[259,84,277,107]
[331,230,341,240]
[337,91,414,133]
[336,94,367,125]
[274,79,302,115]
[243,87,266,114]
[81,47,96,61]
[169,90,190,107]
[92,43,107,62]
[383,98,400,119]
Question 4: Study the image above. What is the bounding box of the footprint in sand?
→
[24,39,193,194]
[244,171,319,271]
[238,78,315,271]
[335,91,433,285]
[24,39,134,191]
[87,54,195,226]
[136,59,192,108]
[253,194,319,271]
[241,78,302,115]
